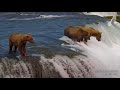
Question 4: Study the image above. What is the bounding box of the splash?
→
[83,12,117,17]
[60,20,120,78]
[1,12,120,78]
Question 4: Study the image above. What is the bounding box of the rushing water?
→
[0,12,119,78]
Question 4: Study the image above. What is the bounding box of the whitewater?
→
[9,15,68,20]
[83,12,117,17]
[0,12,120,78]
[60,12,120,78]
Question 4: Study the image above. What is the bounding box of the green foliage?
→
[105,16,120,23]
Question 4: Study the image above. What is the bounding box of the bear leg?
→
[84,38,88,42]
[13,45,18,53]
[22,44,27,56]
[9,44,13,53]
[77,39,81,42]
[18,45,25,57]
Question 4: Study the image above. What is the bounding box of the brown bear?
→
[76,26,102,41]
[9,32,34,57]
[64,26,90,43]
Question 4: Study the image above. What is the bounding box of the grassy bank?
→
[105,16,120,23]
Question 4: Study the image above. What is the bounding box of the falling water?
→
[0,12,120,78]
[60,12,120,78]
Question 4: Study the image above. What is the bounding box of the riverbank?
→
[105,16,120,23]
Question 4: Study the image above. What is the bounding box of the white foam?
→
[20,13,36,16]
[83,12,117,17]
[38,54,94,78]
[40,15,66,18]
[9,15,67,20]
[60,21,120,78]
[49,59,70,78]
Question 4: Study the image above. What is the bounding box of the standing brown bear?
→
[76,26,102,41]
[64,26,90,43]
[9,32,34,57]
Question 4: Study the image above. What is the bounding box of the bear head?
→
[24,33,34,43]
[96,32,102,41]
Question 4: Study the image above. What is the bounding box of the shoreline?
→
[105,16,120,23]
